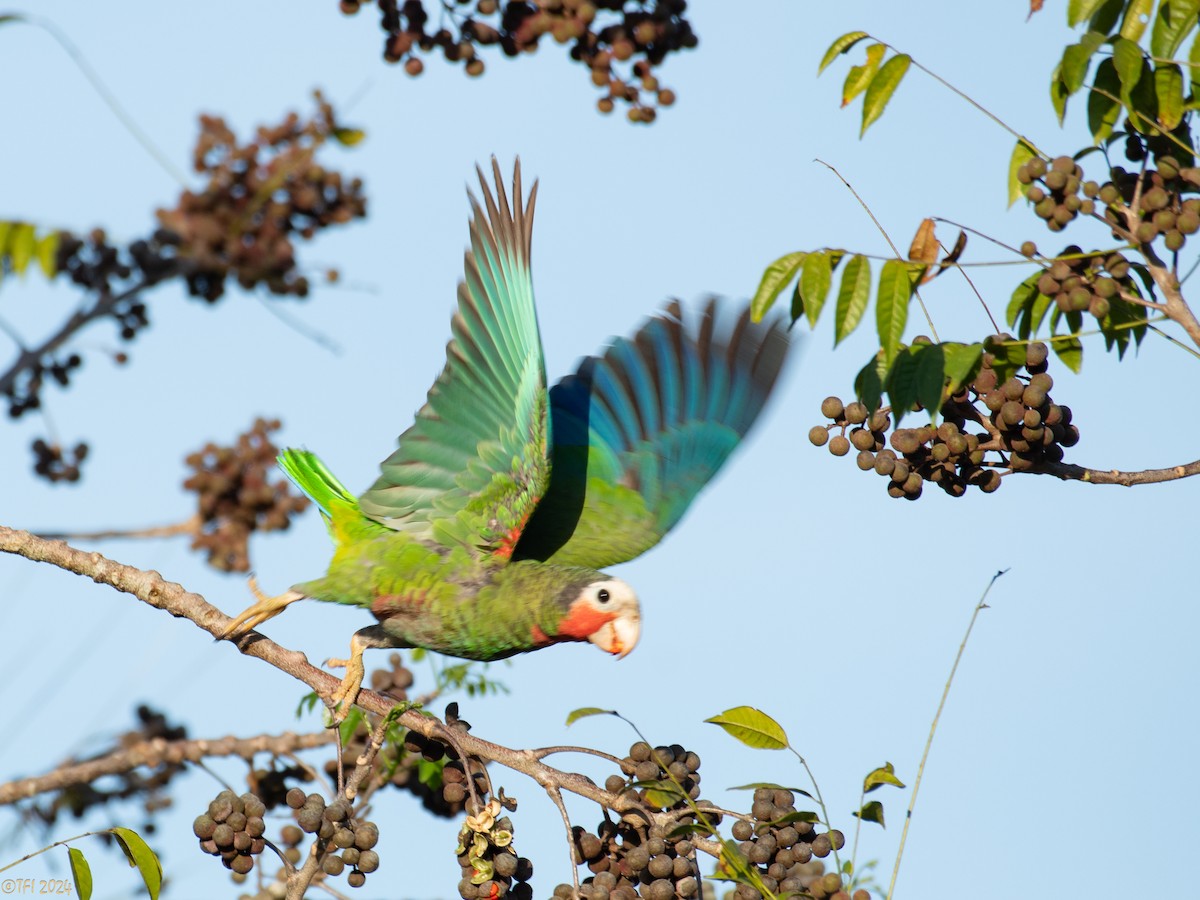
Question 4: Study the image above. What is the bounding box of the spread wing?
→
[358,159,549,560]
[513,298,789,569]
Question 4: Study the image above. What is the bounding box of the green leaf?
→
[914,342,945,416]
[834,254,871,345]
[1155,63,1185,129]
[68,847,93,900]
[1050,63,1070,124]
[1190,27,1200,91]
[854,800,887,827]
[111,827,162,900]
[1088,58,1122,143]
[339,706,367,745]
[876,259,913,365]
[332,126,366,146]
[1052,333,1084,372]
[799,250,834,328]
[942,342,984,394]
[854,353,887,413]
[885,347,919,422]
[728,783,813,799]
[863,762,906,792]
[842,43,885,106]
[1008,139,1038,207]
[705,706,788,750]
[1112,36,1144,91]
[1151,0,1200,58]
[819,31,870,73]
[565,707,613,726]
[1006,270,1054,339]
[1088,0,1125,32]
[35,231,60,279]
[983,335,1028,386]
[751,251,806,321]
[7,222,36,276]
[1119,0,1153,41]
[1061,31,1106,95]
[861,53,910,136]
[640,779,688,808]
[1067,0,1109,27]
[772,810,821,825]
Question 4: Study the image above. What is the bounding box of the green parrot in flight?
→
[222,159,789,718]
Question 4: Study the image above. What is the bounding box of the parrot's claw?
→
[324,641,367,724]
[219,577,305,640]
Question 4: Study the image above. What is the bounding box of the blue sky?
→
[2,2,1198,898]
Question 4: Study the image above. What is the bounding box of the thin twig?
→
[36,515,201,542]
[872,39,1046,158]
[532,745,628,768]
[887,570,1005,900]
[816,159,939,342]
[16,15,187,185]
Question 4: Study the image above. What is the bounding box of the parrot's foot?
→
[322,625,396,724]
[219,577,305,639]
[324,651,366,724]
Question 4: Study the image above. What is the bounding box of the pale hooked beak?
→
[589,611,641,658]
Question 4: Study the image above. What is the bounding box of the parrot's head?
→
[558,577,641,659]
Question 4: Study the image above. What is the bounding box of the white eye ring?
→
[597,588,611,603]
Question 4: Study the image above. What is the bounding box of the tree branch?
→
[0,731,334,805]
[0,527,636,815]
[36,514,201,542]
[1033,457,1200,485]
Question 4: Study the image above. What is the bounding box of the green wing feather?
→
[357,159,550,560]
[513,298,790,568]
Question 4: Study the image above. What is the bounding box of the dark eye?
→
[597,588,610,603]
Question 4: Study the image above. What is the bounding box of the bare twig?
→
[0,730,334,805]
[1032,457,1200,485]
[36,515,202,542]
[888,570,1004,900]
[816,159,939,341]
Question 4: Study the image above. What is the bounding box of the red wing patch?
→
[492,501,538,560]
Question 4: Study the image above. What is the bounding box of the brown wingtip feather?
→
[468,157,537,272]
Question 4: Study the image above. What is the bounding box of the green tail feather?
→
[278,449,361,541]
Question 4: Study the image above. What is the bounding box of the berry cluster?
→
[30,437,89,484]
[6,101,364,482]
[1017,155,1095,232]
[344,0,695,122]
[456,798,535,900]
[811,339,1080,498]
[727,788,854,900]
[554,742,706,900]
[183,418,310,572]
[192,790,268,876]
[285,788,382,887]
[972,341,1077,473]
[247,762,313,811]
[1027,244,1135,321]
[5,228,151,425]
[158,93,367,302]
[1103,155,1200,251]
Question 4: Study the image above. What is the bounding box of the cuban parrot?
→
[221,159,789,719]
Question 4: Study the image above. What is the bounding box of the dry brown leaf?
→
[931,230,969,281]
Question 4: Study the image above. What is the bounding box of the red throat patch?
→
[556,602,617,641]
